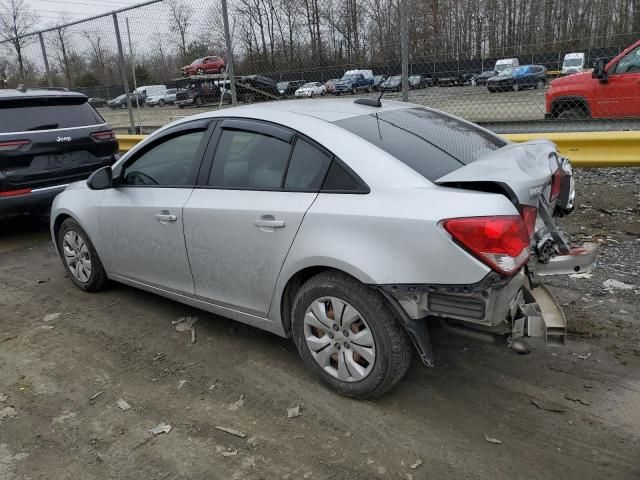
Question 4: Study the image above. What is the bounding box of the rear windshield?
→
[333,108,507,181]
[0,97,104,133]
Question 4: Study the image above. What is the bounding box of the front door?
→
[184,120,333,316]
[99,124,211,295]
[597,44,640,117]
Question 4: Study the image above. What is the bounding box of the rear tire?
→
[291,271,412,398]
[351,86,357,95]
[513,83,519,92]
[557,107,587,119]
[57,218,108,292]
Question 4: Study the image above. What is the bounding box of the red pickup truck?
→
[181,56,225,76]
[546,40,640,118]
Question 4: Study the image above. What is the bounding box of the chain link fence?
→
[1,0,638,134]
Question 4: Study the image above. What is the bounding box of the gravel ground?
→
[0,169,638,480]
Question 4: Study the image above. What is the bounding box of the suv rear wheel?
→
[57,218,108,292]
[291,271,412,398]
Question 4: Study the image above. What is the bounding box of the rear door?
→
[183,119,332,316]
[0,96,116,192]
[98,120,213,295]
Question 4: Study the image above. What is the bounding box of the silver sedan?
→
[51,99,595,397]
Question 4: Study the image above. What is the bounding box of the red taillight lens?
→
[519,205,538,237]
[442,216,531,276]
[0,188,32,197]
[90,130,116,141]
[0,139,31,152]
[550,169,562,201]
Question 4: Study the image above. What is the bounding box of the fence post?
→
[38,33,53,87]
[400,0,409,101]
[126,18,139,109]
[112,13,136,134]
[221,0,237,105]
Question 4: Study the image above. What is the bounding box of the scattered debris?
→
[484,435,502,444]
[287,405,301,418]
[603,279,635,291]
[564,394,591,406]
[43,313,61,322]
[152,353,165,361]
[40,325,54,330]
[208,384,217,391]
[530,398,567,413]
[578,353,592,360]
[0,406,17,418]
[85,298,120,312]
[177,380,187,389]
[173,317,198,344]
[215,426,247,438]
[222,450,238,457]
[398,473,414,480]
[410,459,423,469]
[229,395,244,411]
[116,398,132,411]
[89,391,104,401]
[0,394,7,402]
[149,423,172,435]
[570,272,593,279]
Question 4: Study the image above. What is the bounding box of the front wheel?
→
[351,86,357,95]
[291,271,412,398]
[513,83,519,92]
[57,218,108,292]
[158,99,165,107]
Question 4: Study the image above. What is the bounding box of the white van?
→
[135,85,167,97]
[494,58,519,73]
[561,53,585,75]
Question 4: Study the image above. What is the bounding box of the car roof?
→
[0,88,86,101]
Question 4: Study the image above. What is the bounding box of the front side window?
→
[613,46,640,74]
[122,131,205,186]
[209,130,292,189]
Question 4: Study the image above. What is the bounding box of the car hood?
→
[551,70,592,86]
[487,75,514,82]
[436,139,556,207]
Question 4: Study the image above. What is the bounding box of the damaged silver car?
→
[50,99,597,398]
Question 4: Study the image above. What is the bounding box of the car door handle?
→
[254,216,285,229]
[155,213,177,222]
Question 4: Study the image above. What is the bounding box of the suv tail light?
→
[0,139,31,152]
[442,216,531,276]
[549,169,562,201]
[90,130,116,142]
[519,205,538,237]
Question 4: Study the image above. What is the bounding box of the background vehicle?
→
[546,40,640,119]
[436,73,460,86]
[108,93,139,109]
[380,75,401,92]
[324,79,339,94]
[175,79,222,107]
[372,75,387,91]
[471,70,497,86]
[458,73,476,85]
[51,98,587,398]
[494,57,519,73]
[0,88,118,216]
[88,97,107,108]
[561,52,586,75]
[146,88,176,107]
[294,82,326,98]
[408,75,424,89]
[181,56,225,76]
[277,80,305,97]
[334,69,374,94]
[487,65,547,92]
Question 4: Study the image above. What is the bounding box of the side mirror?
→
[87,166,113,190]
[592,58,608,83]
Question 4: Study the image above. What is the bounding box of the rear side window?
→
[0,97,104,133]
[284,139,332,190]
[333,108,507,181]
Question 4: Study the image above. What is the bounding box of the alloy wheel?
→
[63,231,92,283]
[303,297,376,382]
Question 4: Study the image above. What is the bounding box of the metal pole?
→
[126,18,139,109]
[112,13,136,134]
[400,0,409,101]
[38,33,53,87]
[221,0,237,104]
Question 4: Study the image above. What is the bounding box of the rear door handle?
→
[155,213,177,222]
[254,215,285,229]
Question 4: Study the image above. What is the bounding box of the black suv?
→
[0,88,119,215]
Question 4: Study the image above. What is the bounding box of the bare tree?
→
[168,0,193,61]
[0,0,38,80]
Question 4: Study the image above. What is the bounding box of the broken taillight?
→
[549,169,562,202]
[90,130,116,142]
[519,205,538,237]
[0,139,30,153]
[442,216,530,276]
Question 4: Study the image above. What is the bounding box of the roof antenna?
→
[354,89,383,108]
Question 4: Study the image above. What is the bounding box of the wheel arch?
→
[550,96,591,117]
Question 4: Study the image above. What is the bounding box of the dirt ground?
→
[0,168,638,480]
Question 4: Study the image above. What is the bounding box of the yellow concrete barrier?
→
[118,131,640,168]
[503,131,640,168]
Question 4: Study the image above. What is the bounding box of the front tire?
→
[351,86,357,95]
[291,271,412,398]
[57,218,108,292]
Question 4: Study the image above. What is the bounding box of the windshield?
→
[563,58,583,67]
[334,108,507,181]
[409,76,420,81]
[495,63,512,73]
[277,82,288,89]
[190,58,203,65]
[498,67,514,76]
[167,89,177,94]
[341,75,358,81]
[386,76,401,83]
[301,83,316,88]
